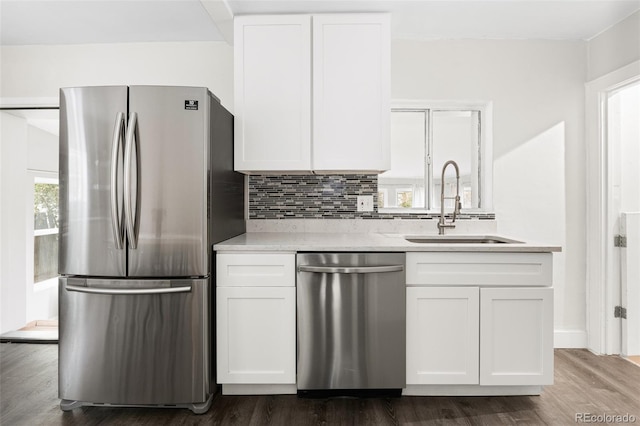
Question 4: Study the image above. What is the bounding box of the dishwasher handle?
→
[298,264,404,274]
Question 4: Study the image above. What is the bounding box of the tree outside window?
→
[34,180,59,284]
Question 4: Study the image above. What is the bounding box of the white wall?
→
[392,39,587,345]
[587,11,640,82]
[0,41,234,111]
[0,113,29,333]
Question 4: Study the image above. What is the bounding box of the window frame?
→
[28,171,59,291]
[379,100,493,214]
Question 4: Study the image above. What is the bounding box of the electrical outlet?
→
[357,195,374,212]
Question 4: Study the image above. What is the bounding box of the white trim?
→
[403,385,543,396]
[554,329,588,348]
[34,228,58,237]
[221,384,297,395]
[34,175,58,185]
[585,60,640,355]
[199,0,234,45]
[0,97,58,109]
[34,277,58,292]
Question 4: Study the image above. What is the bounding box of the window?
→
[33,176,59,285]
[379,101,492,212]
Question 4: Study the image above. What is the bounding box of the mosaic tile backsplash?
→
[248,174,496,220]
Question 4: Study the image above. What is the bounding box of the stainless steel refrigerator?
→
[57,86,244,414]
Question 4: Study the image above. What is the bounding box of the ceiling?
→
[1,0,639,45]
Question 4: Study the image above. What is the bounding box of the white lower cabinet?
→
[406,286,554,392]
[216,252,296,394]
[215,251,555,396]
[479,287,554,386]
[405,252,554,395]
[216,286,296,384]
[406,287,479,385]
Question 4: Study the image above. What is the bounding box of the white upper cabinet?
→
[234,15,312,171]
[234,13,390,173]
[312,14,390,172]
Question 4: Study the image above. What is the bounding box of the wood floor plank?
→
[1,344,639,426]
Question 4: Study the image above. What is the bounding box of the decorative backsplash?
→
[248,174,495,220]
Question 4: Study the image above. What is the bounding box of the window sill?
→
[377,208,495,218]
[34,277,58,292]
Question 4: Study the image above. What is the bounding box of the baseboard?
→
[403,385,543,396]
[221,384,297,395]
[554,329,587,348]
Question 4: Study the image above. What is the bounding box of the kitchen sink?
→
[405,235,523,244]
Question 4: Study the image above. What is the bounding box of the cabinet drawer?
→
[406,252,552,286]
[216,253,296,287]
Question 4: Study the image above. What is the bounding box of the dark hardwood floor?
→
[1,344,639,425]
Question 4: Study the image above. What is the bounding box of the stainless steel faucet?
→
[437,160,462,235]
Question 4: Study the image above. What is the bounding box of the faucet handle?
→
[454,195,462,214]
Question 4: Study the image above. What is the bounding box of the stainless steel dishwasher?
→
[297,253,406,392]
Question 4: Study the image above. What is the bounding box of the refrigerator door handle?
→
[110,112,126,250]
[65,284,192,295]
[124,112,139,249]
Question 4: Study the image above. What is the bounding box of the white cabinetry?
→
[216,252,296,394]
[406,286,479,385]
[233,16,311,171]
[312,14,390,171]
[234,14,390,173]
[405,252,554,396]
[480,287,554,386]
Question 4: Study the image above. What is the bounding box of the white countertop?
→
[213,232,562,253]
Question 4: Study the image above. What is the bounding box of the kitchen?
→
[1,0,639,424]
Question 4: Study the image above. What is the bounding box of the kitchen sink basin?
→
[405,235,523,244]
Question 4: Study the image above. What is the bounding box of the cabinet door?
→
[312,14,390,172]
[407,287,479,384]
[480,287,554,385]
[216,286,296,384]
[234,15,311,172]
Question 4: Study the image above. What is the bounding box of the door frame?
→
[585,61,640,355]
[0,97,59,333]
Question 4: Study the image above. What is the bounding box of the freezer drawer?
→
[58,277,211,409]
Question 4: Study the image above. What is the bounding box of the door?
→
[58,277,210,404]
[606,81,640,357]
[234,15,311,172]
[312,14,390,171]
[216,286,296,384]
[406,286,479,385]
[621,214,640,357]
[127,86,209,277]
[480,287,553,386]
[59,86,127,277]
